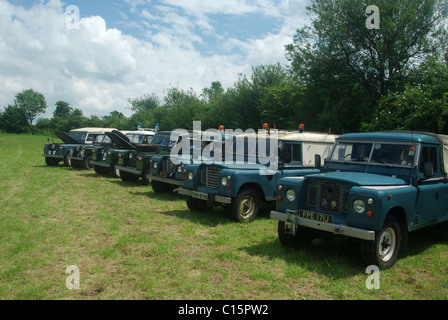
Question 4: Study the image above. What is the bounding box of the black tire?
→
[71,159,82,168]
[94,165,110,175]
[278,221,315,248]
[231,188,260,222]
[64,153,72,167]
[45,157,59,166]
[151,180,175,193]
[120,170,140,182]
[141,168,150,186]
[360,216,403,269]
[110,163,120,178]
[83,156,93,170]
[186,197,213,212]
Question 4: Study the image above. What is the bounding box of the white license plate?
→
[299,210,333,223]
[192,191,208,201]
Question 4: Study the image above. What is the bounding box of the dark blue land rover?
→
[271,131,448,269]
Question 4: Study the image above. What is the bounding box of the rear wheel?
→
[361,216,403,269]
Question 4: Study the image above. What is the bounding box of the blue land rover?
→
[178,130,337,222]
[271,131,448,269]
[43,128,116,167]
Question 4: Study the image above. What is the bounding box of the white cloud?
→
[0,0,310,121]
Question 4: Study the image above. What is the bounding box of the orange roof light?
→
[262,123,269,129]
[219,125,225,130]
[299,123,305,133]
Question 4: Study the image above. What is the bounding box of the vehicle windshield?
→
[94,134,105,144]
[69,131,87,141]
[127,134,154,144]
[330,141,417,167]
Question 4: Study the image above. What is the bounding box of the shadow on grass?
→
[242,225,448,277]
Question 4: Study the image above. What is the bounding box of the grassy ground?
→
[1,133,448,300]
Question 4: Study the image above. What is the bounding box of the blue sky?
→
[0,0,311,119]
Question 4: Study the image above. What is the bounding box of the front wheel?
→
[277,221,315,248]
[110,163,120,178]
[231,188,260,222]
[186,197,212,212]
[45,157,59,166]
[83,156,93,170]
[64,153,72,167]
[361,216,403,269]
[120,170,140,182]
[151,180,175,193]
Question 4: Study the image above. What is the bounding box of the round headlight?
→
[353,200,366,214]
[221,176,228,186]
[153,162,158,169]
[188,172,194,181]
[177,166,182,173]
[286,189,296,202]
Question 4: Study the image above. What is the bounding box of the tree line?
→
[1,0,448,136]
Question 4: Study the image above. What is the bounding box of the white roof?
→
[231,129,338,143]
[126,130,156,136]
[70,127,117,133]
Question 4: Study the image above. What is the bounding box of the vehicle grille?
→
[307,182,349,214]
[162,158,176,174]
[128,152,137,167]
[202,166,220,188]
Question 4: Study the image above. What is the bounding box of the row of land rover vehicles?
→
[43,125,448,269]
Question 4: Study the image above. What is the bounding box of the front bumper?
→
[90,160,110,168]
[115,165,142,176]
[43,154,63,159]
[270,210,375,241]
[149,174,183,186]
[177,188,232,205]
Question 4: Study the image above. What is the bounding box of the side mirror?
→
[315,154,321,169]
[423,162,434,178]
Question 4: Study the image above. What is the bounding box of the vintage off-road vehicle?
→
[42,127,116,167]
[115,131,182,184]
[70,133,116,170]
[178,130,337,222]
[148,131,226,193]
[271,131,448,269]
[90,129,155,177]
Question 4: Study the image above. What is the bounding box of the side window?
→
[86,134,97,142]
[281,143,302,164]
[419,146,438,175]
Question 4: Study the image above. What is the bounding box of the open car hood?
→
[55,131,83,144]
[106,130,135,150]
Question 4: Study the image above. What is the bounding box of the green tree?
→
[286,0,448,132]
[14,89,47,131]
[128,93,160,129]
[368,57,448,132]
[102,111,128,129]
[0,105,29,133]
[53,101,73,118]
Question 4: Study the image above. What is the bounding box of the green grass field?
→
[1,133,448,300]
